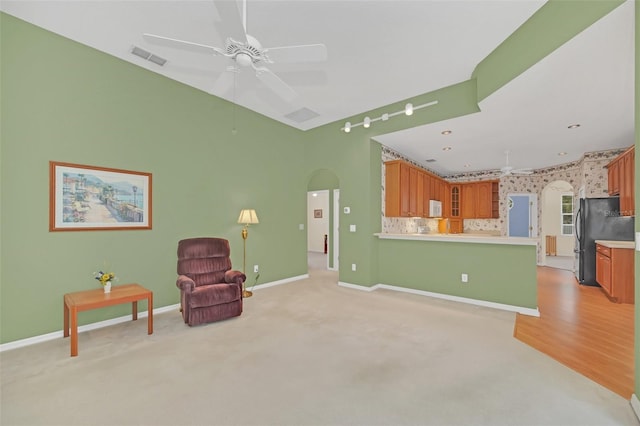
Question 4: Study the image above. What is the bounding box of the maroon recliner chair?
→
[176,237,245,326]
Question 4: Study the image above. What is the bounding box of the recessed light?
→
[441,130,452,135]
[312,193,318,197]
[558,152,567,156]
[442,146,452,151]
[568,124,581,129]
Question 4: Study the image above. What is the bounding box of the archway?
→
[541,180,574,270]
[307,169,340,271]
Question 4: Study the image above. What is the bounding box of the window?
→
[561,193,574,236]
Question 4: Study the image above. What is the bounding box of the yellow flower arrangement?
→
[94,271,116,286]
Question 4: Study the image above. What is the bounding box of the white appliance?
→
[429,200,442,217]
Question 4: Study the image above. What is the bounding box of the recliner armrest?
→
[176,275,195,292]
[225,270,246,285]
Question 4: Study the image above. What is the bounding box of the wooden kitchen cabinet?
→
[621,147,634,216]
[595,243,634,304]
[459,181,499,219]
[448,218,463,234]
[461,184,476,218]
[608,159,620,195]
[386,160,416,217]
[607,146,634,216]
[449,185,461,218]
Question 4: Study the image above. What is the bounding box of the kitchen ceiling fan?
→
[142,0,327,105]
[500,150,533,176]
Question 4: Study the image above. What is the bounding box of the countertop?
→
[595,240,635,249]
[375,233,538,246]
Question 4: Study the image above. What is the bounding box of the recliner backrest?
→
[177,238,232,286]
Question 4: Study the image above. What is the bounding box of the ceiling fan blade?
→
[210,66,238,95]
[254,67,298,103]
[264,44,327,63]
[512,169,533,175]
[143,33,224,56]
[213,0,247,43]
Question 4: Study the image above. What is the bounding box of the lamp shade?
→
[237,209,259,225]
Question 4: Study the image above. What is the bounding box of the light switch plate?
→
[350,224,356,232]
[299,224,304,230]
[636,232,640,251]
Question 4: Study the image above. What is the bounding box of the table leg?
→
[70,306,78,357]
[132,301,138,321]
[63,298,69,338]
[147,293,153,335]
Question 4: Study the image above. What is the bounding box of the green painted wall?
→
[1,0,633,364]
[378,240,537,309]
[0,14,308,343]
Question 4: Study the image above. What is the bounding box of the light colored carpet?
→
[1,267,638,426]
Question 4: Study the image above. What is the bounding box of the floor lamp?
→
[237,209,259,297]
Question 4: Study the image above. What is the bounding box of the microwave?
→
[429,200,443,217]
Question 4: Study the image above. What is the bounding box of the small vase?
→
[104,282,111,294]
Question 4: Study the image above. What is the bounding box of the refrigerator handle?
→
[574,205,582,248]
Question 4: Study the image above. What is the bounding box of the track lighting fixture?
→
[405,103,413,116]
[341,100,438,133]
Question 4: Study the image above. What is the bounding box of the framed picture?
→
[49,161,152,231]
[314,209,322,218]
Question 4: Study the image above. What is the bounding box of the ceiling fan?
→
[500,150,533,176]
[142,0,327,105]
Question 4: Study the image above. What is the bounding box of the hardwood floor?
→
[514,266,635,398]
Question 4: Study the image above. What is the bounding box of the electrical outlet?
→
[351,263,357,272]
[461,273,468,283]
[254,265,259,273]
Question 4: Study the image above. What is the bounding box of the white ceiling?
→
[2,0,635,175]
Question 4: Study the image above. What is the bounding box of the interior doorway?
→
[541,180,574,271]
[307,169,340,273]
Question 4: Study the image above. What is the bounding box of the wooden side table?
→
[63,283,153,356]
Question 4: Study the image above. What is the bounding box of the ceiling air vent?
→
[425,159,437,163]
[131,46,167,66]
[285,108,320,123]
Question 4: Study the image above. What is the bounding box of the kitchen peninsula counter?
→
[375,233,538,246]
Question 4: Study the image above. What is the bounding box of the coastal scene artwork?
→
[50,161,152,231]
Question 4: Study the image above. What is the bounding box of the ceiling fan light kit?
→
[341,100,438,133]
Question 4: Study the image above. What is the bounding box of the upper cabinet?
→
[385,160,499,220]
[458,181,500,219]
[607,146,634,216]
[385,160,447,218]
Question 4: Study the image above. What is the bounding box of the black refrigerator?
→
[574,197,634,286]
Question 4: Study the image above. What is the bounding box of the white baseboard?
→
[246,274,308,292]
[0,274,310,353]
[339,281,540,317]
[0,304,180,353]
[631,394,640,420]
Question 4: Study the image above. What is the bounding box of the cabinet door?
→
[608,160,620,195]
[449,218,463,234]
[461,184,476,218]
[621,149,634,216]
[423,174,432,216]
[399,163,411,216]
[595,249,612,296]
[384,162,401,217]
[476,182,493,218]
[450,185,461,218]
